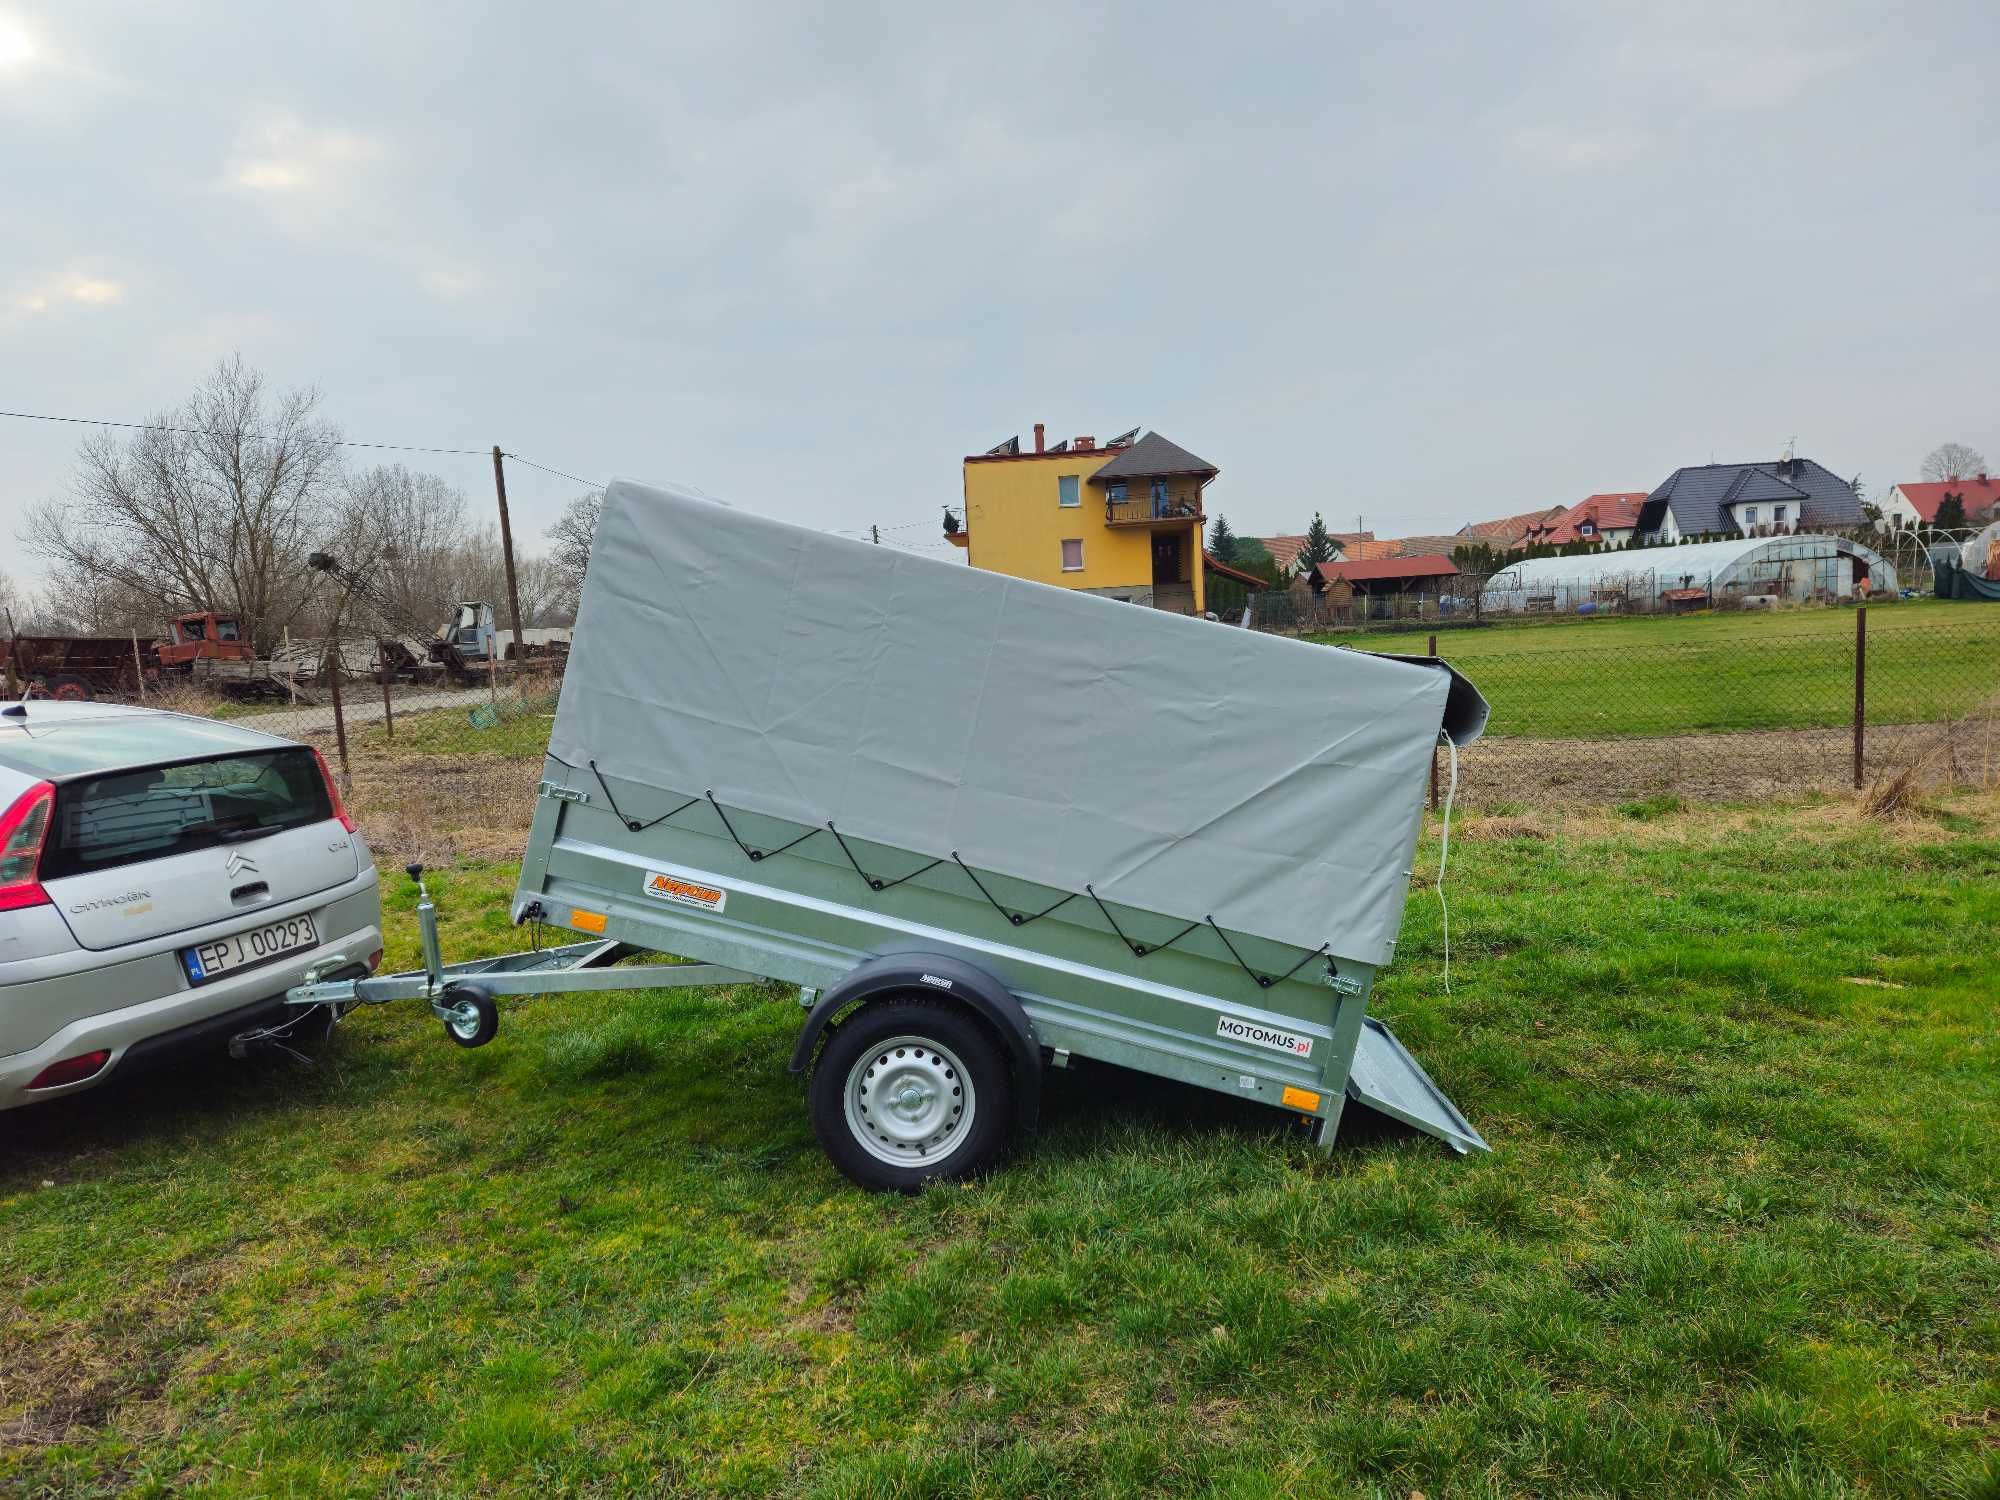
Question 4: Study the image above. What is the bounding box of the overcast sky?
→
[3,0,1996,588]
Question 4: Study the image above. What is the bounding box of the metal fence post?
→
[1428,632,1440,811]
[1852,605,1866,789]
[381,663,395,743]
[327,638,352,796]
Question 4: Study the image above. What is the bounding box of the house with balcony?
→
[946,424,1218,613]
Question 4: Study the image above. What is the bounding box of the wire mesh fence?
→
[14,604,1996,860]
[1385,607,2000,808]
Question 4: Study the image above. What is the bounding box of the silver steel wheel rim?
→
[844,1034,976,1167]
[447,999,484,1040]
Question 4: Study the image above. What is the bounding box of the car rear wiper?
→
[179,822,290,844]
[212,824,290,843]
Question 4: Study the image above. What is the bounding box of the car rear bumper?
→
[0,883,382,1110]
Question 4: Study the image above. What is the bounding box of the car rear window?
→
[40,749,333,881]
[0,714,281,779]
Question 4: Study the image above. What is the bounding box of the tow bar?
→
[287,864,756,1048]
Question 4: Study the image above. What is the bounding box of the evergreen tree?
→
[1229,538,1283,588]
[1935,493,1967,530]
[1209,514,1237,563]
[1296,512,1337,577]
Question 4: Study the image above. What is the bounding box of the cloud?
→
[228,117,380,195]
[1513,126,1651,171]
[419,265,492,302]
[13,272,122,311]
[64,274,121,304]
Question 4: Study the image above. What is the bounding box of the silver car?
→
[0,700,382,1108]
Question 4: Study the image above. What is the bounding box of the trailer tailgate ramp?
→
[1344,1016,1489,1154]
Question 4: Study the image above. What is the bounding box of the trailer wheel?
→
[441,984,499,1048]
[810,998,1011,1192]
[49,675,91,702]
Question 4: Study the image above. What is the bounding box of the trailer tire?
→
[810,997,1011,1192]
[441,984,499,1048]
[49,675,91,702]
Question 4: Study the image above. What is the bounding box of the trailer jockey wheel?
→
[441,984,499,1048]
[810,997,1012,1193]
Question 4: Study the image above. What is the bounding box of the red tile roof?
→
[1893,477,2000,523]
[1458,506,1567,544]
[1316,555,1460,584]
[1530,492,1647,545]
[1259,532,1373,574]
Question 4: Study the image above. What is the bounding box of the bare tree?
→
[1921,442,1988,483]
[328,464,479,640]
[545,490,602,618]
[20,356,345,652]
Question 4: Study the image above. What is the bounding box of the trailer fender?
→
[788,953,1043,1131]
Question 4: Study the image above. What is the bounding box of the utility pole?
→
[491,446,527,673]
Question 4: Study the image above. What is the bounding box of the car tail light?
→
[27,1049,111,1090]
[0,780,55,912]
[310,748,358,834]
[366,947,383,972]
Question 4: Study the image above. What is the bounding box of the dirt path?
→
[1460,717,1999,805]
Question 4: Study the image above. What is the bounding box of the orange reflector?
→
[1281,1086,1321,1113]
[570,909,608,934]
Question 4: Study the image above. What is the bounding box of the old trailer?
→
[1,634,156,701]
[291,479,1490,1190]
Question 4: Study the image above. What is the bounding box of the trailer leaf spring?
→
[564,755,1338,992]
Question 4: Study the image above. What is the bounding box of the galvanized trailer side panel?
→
[511,769,1488,1149]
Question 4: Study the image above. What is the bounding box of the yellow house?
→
[947,425,1216,614]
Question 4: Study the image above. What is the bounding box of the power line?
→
[1,405,607,492]
[0,406,488,458]
[500,453,604,490]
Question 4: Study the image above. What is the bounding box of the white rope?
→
[1437,734,1459,996]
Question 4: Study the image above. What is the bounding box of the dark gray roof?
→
[1638,458,1862,536]
[1088,431,1218,483]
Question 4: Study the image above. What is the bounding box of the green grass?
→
[4,798,1997,1496]
[356,699,559,758]
[1310,600,2000,738]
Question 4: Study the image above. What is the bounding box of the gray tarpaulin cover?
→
[550,481,1487,967]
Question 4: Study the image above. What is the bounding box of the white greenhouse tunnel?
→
[1480,535,1897,615]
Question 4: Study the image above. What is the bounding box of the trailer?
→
[291,479,1490,1190]
[1,634,156,700]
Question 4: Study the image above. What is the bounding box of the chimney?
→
[1074,435,1095,452]
[1034,422,1045,454]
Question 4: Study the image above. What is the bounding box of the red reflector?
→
[27,1049,113,1090]
[366,948,383,972]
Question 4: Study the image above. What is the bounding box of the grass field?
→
[4,797,1997,1497]
[1311,599,2000,738]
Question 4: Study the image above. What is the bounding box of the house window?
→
[1058,475,1080,508]
[1106,481,1127,506]
[1580,522,1595,536]
[1774,504,1787,524]
[1150,477,1170,515]
[1060,538,1084,571]
[1744,506,1759,524]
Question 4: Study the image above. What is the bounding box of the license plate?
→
[182,914,319,985]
